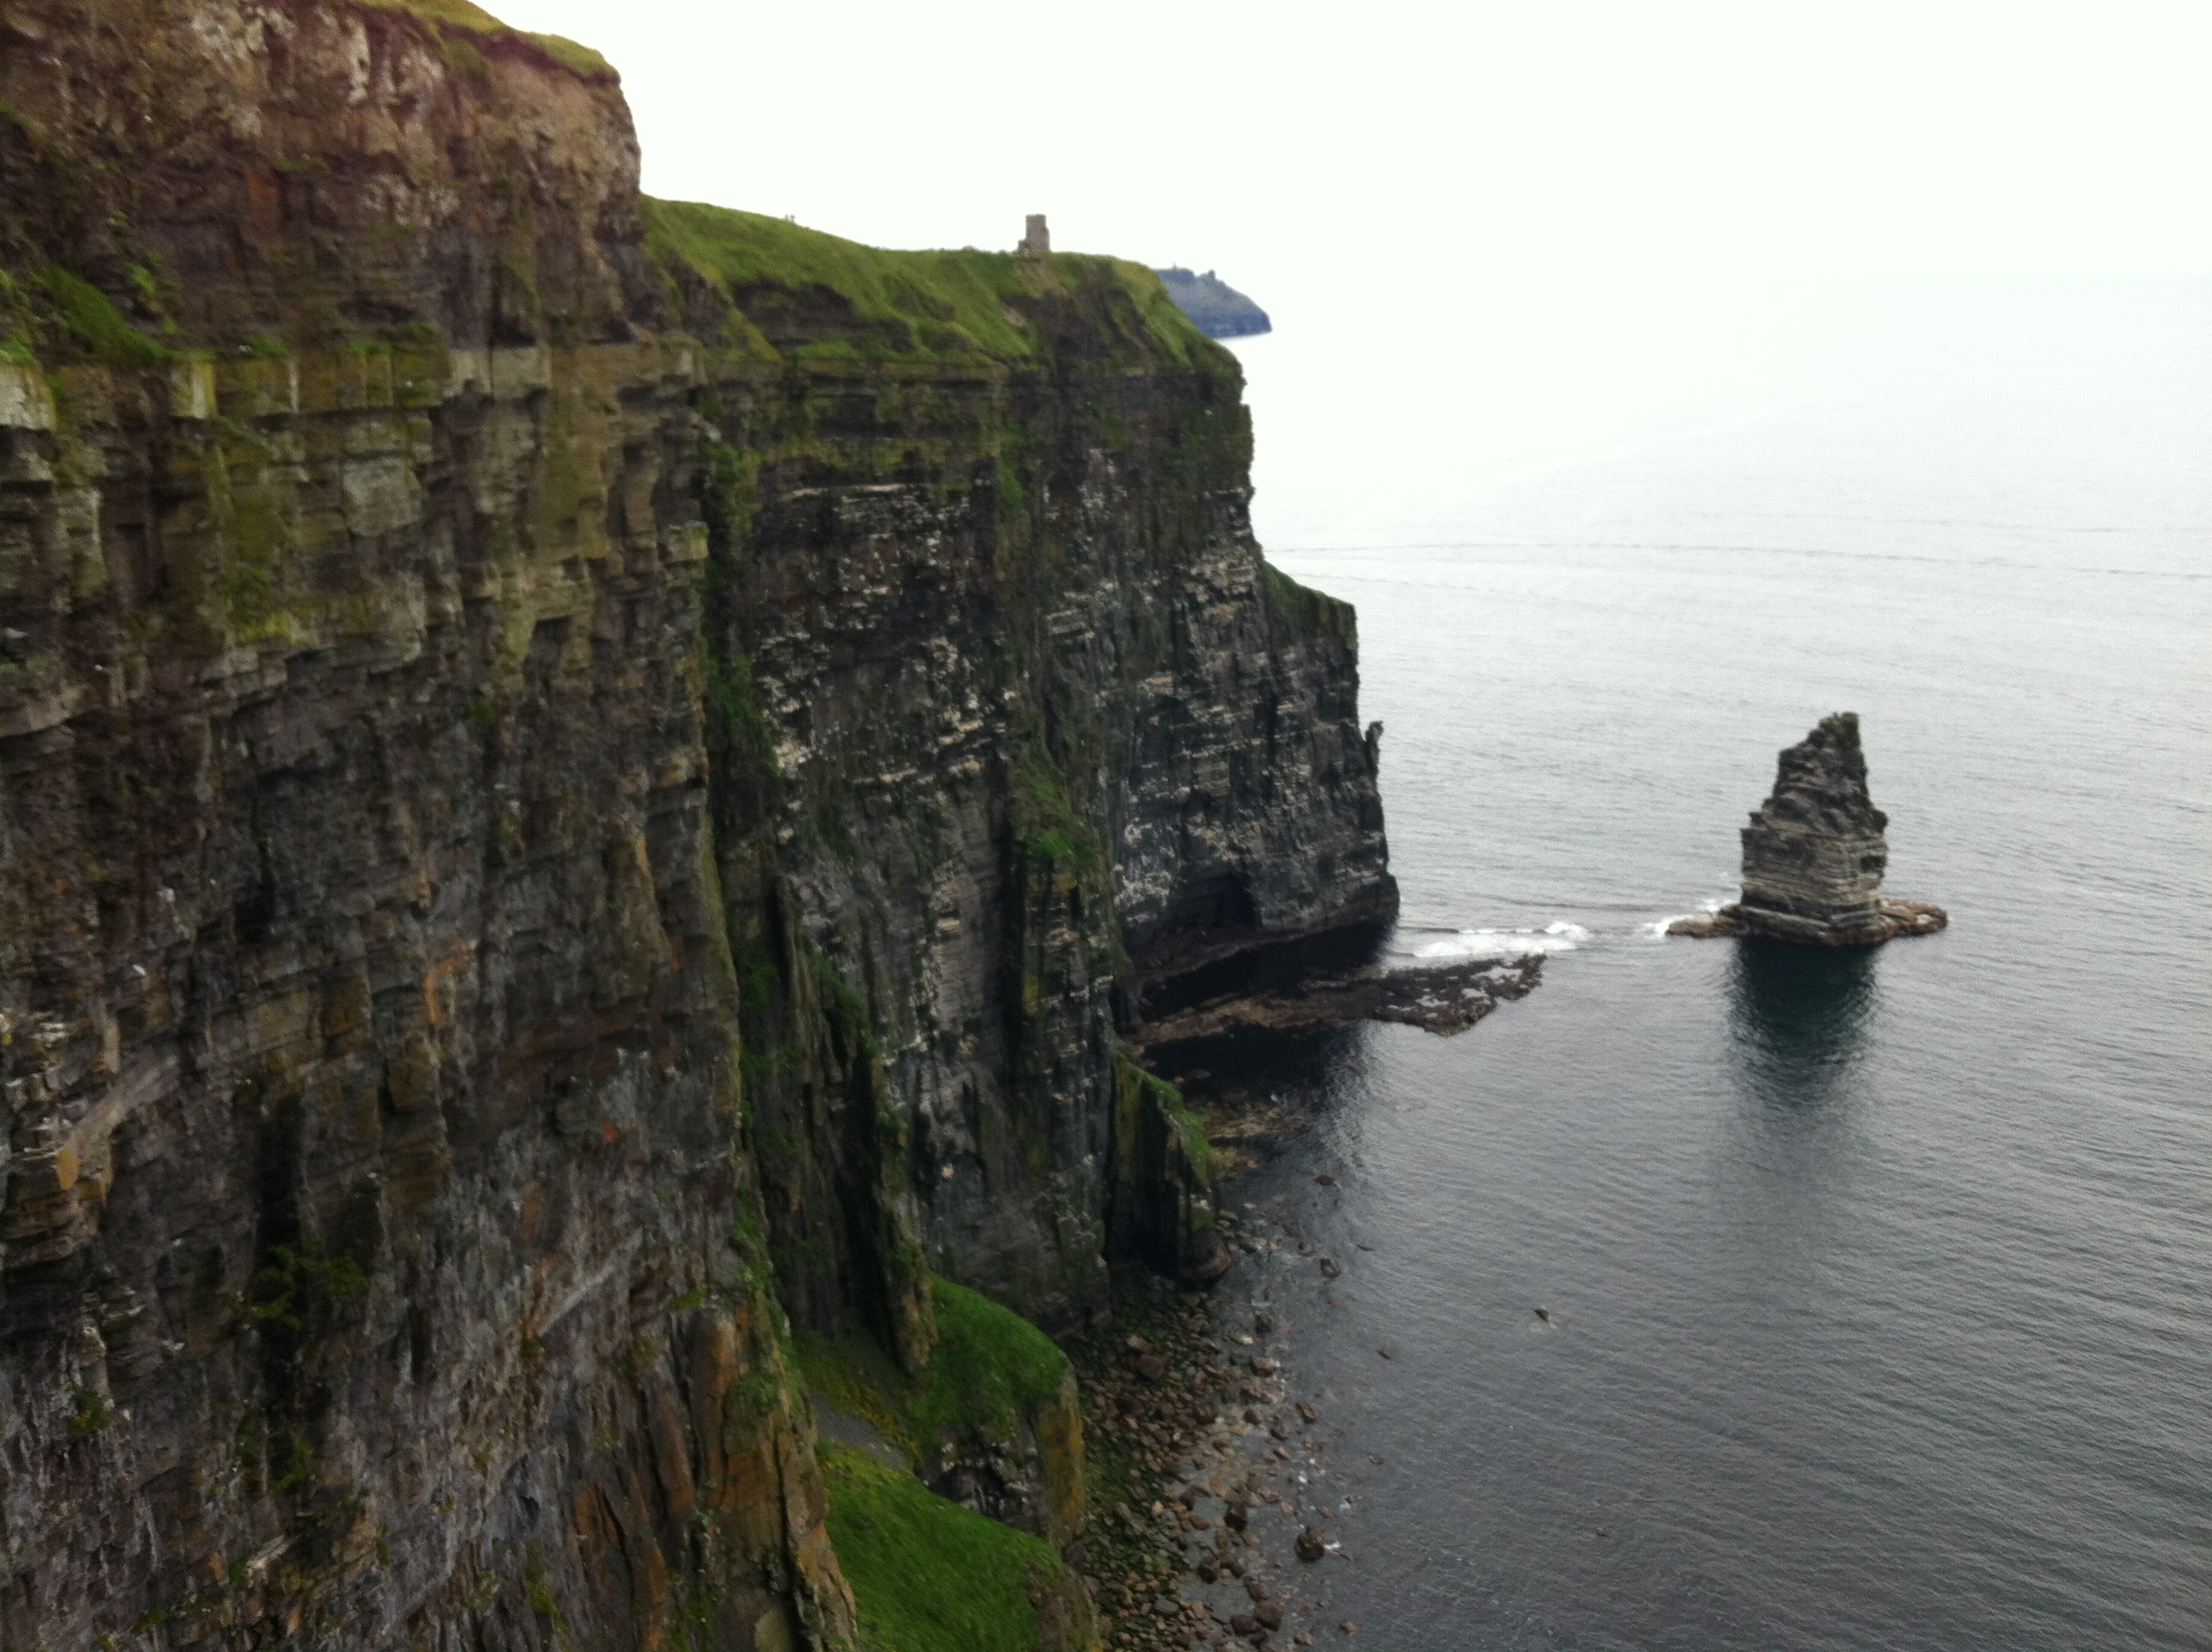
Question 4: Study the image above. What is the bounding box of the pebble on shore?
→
[1068,1247,1359,1651]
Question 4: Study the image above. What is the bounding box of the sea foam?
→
[1404,921,1590,959]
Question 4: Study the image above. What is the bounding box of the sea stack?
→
[1669,713,1948,943]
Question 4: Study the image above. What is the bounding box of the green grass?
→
[795,1276,1068,1460]
[38,266,172,366]
[641,197,1214,369]
[796,1325,914,1451]
[1262,558,1356,649]
[1113,1050,1218,1184]
[1010,738,1103,870]
[915,1277,1068,1439]
[353,0,616,81]
[822,1441,1065,1652]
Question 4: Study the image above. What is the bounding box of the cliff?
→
[0,2,1393,1647]
[1151,270,1272,340]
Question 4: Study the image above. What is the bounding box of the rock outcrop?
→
[1668,713,1947,944]
[1129,951,1544,1045]
[0,2,1393,1646]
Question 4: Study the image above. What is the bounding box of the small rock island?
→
[1669,712,1948,943]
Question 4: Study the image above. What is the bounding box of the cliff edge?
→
[0,1,1392,1645]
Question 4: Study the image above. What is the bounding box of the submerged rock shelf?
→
[1133,955,1545,1046]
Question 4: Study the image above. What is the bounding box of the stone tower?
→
[1018,213,1051,256]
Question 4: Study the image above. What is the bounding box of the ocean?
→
[1186,276,2212,1649]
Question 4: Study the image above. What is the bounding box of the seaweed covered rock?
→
[1669,713,1947,944]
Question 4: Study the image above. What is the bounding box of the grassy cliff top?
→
[355,0,615,80]
[643,197,1223,370]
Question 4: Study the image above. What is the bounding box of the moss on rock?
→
[796,1276,1068,1456]
[1109,1051,1225,1283]
[821,1442,1098,1652]
[795,1277,1088,1552]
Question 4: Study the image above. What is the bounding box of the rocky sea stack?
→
[1669,713,1947,944]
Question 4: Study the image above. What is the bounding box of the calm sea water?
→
[1193,279,2212,1649]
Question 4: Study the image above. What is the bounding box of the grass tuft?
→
[821,1440,1065,1652]
[352,0,618,81]
[38,267,172,365]
[914,1277,1068,1440]
[795,1276,1068,1459]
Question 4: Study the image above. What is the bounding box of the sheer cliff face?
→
[0,0,648,347]
[0,2,1391,1645]
[709,365,1394,1346]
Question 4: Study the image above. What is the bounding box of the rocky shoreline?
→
[1068,1239,1364,1648]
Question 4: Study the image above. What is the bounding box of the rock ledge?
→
[1668,897,1948,942]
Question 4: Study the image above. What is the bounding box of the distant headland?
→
[1154,266,1273,339]
[1009,218,1271,340]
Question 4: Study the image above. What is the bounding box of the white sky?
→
[496,0,2212,282]
[493,0,2211,485]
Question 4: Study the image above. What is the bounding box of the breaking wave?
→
[1644,893,1732,939]
[1402,921,1591,959]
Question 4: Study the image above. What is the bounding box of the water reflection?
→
[1727,939,1878,1104]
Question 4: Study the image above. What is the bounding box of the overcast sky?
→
[497,0,2210,282]
[492,0,2211,497]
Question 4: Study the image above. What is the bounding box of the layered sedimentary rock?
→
[1668,713,1946,944]
[0,1,1393,1645]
